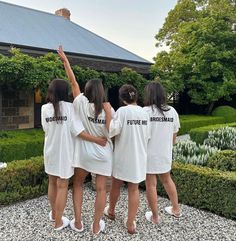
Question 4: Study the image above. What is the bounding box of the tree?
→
[152,0,236,113]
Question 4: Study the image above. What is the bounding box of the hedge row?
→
[140,162,236,220]
[0,129,44,162]
[189,122,236,144]
[179,115,225,135]
[212,106,236,123]
[0,156,48,205]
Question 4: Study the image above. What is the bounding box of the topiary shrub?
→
[0,156,48,205]
[207,150,236,172]
[212,106,236,123]
[203,127,236,150]
[189,122,236,144]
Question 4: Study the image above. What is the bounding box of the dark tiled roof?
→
[0,1,150,64]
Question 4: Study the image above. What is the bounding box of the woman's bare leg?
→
[72,168,89,229]
[159,172,180,214]
[92,175,107,234]
[54,178,69,228]
[145,174,159,223]
[48,175,57,220]
[127,182,139,233]
[108,177,124,216]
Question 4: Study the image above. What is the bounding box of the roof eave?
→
[0,42,152,66]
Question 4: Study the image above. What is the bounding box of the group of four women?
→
[41,46,181,236]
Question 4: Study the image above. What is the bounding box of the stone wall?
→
[0,89,34,130]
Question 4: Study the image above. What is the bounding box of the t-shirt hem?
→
[146,168,171,174]
[112,174,145,184]
[72,164,112,177]
[45,170,74,179]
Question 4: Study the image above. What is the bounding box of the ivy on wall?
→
[0,48,149,100]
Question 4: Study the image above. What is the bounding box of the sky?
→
[1,0,177,62]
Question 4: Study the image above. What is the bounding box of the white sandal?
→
[145,211,160,224]
[49,211,55,222]
[54,216,70,231]
[104,206,115,220]
[91,219,105,235]
[70,219,84,232]
[164,206,182,218]
[124,218,136,234]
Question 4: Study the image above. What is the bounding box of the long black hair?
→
[84,79,105,119]
[46,79,69,120]
[119,84,138,104]
[144,81,170,115]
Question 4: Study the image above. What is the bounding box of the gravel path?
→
[0,182,235,241]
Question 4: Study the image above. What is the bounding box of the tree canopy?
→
[152,0,236,113]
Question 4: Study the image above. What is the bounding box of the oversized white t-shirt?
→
[109,105,150,183]
[143,105,180,174]
[73,93,114,176]
[41,101,84,179]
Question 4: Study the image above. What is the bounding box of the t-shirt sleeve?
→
[73,93,88,113]
[109,109,123,138]
[41,105,48,133]
[70,107,85,137]
[173,108,180,133]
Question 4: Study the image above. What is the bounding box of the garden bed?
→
[140,161,236,220]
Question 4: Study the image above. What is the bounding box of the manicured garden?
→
[1,105,235,220]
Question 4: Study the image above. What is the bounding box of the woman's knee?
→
[146,174,157,188]
[128,183,139,193]
[159,173,172,185]
[96,175,107,193]
[57,178,69,189]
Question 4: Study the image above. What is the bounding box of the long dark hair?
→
[119,84,138,104]
[144,81,170,115]
[46,79,69,120]
[84,79,105,119]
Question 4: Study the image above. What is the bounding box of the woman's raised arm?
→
[57,45,80,98]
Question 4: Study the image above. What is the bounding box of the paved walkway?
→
[0,183,235,241]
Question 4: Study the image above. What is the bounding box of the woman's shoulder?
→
[73,93,88,104]
[41,103,52,110]
[166,106,178,115]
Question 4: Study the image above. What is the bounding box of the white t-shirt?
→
[41,101,84,179]
[73,93,114,176]
[143,105,180,174]
[109,105,150,183]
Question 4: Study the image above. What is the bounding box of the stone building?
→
[0,1,151,130]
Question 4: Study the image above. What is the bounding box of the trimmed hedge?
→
[207,150,236,172]
[212,106,236,123]
[179,115,225,135]
[0,156,48,205]
[0,129,44,162]
[140,162,236,220]
[189,122,236,144]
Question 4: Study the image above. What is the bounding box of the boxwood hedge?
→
[0,156,48,205]
[179,115,225,135]
[140,162,236,220]
[0,129,44,163]
[189,122,236,144]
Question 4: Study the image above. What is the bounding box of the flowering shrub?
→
[173,140,218,166]
[203,127,236,150]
